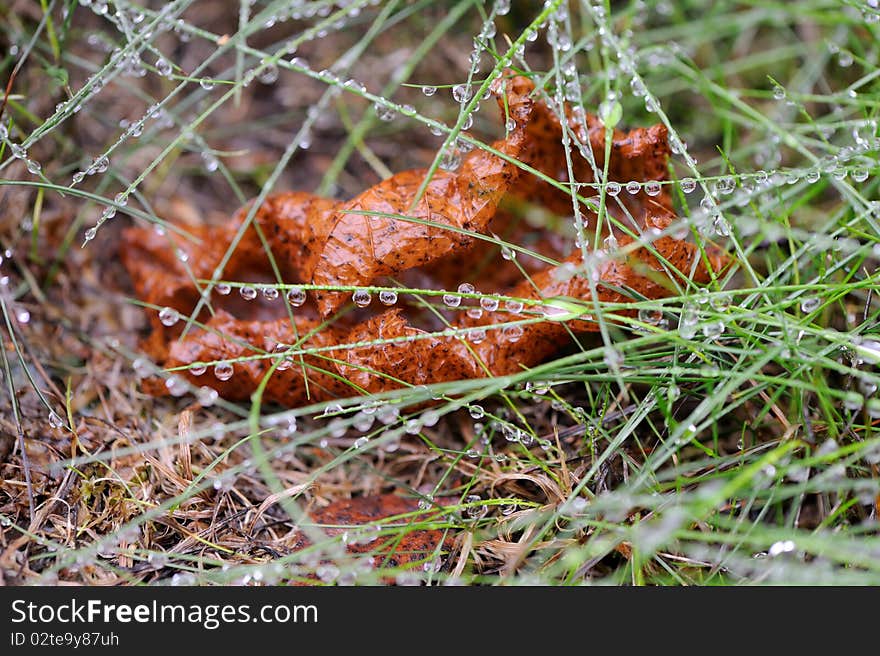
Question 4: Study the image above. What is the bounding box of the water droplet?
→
[468,405,485,419]
[353,412,374,432]
[404,419,422,434]
[644,181,661,196]
[322,403,344,417]
[773,86,786,101]
[838,51,853,67]
[625,181,641,195]
[680,178,697,193]
[352,289,371,307]
[197,386,218,406]
[48,410,63,429]
[439,148,461,171]
[378,290,397,305]
[260,286,279,301]
[158,306,180,326]
[852,168,869,182]
[452,84,472,103]
[214,362,234,381]
[480,296,499,312]
[465,495,488,519]
[421,85,436,96]
[768,540,796,557]
[374,103,397,121]
[155,57,172,77]
[503,325,523,342]
[701,321,725,338]
[240,286,257,301]
[713,216,731,236]
[189,362,207,376]
[16,309,30,324]
[443,293,462,307]
[800,296,821,313]
[26,159,41,175]
[376,404,399,425]
[258,63,279,84]
[216,283,231,295]
[504,299,524,313]
[606,181,621,196]
[165,375,188,396]
[286,287,307,306]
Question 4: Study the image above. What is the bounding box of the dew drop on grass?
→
[197,386,218,406]
[374,103,397,121]
[189,362,207,376]
[376,404,399,425]
[239,286,257,301]
[768,540,796,557]
[468,328,486,343]
[701,321,725,338]
[214,362,234,381]
[352,412,374,432]
[16,309,30,324]
[286,287,307,306]
[852,168,869,182]
[480,296,499,312]
[322,402,343,417]
[468,405,484,419]
[199,77,214,90]
[680,178,697,193]
[443,293,462,307]
[644,181,661,196]
[26,159,41,175]
[165,375,188,396]
[421,85,436,96]
[504,299,523,313]
[606,181,621,196]
[354,436,369,449]
[713,216,731,236]
[258,63,279,84]
[800,296,821,313]
[452,84,472,103]
[625,181,641,195]
[155,57,172,77]
[216,283,231,295]
[378,290,397,305]
[352,289,371,307]
[404,419,422,435]
[465,495,488,519]
[843,391,863,411]
[48,411,63,429]
[260,286,279,301]
[422,410,440,427]
[158,306,179,326]
[503,324,523,342]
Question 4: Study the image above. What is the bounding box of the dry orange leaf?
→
[121,73,730,406]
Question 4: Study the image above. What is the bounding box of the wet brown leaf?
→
[121,73,731,406]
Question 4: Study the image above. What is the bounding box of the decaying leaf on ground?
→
[121,73,731,406]
[289,494,452,580]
